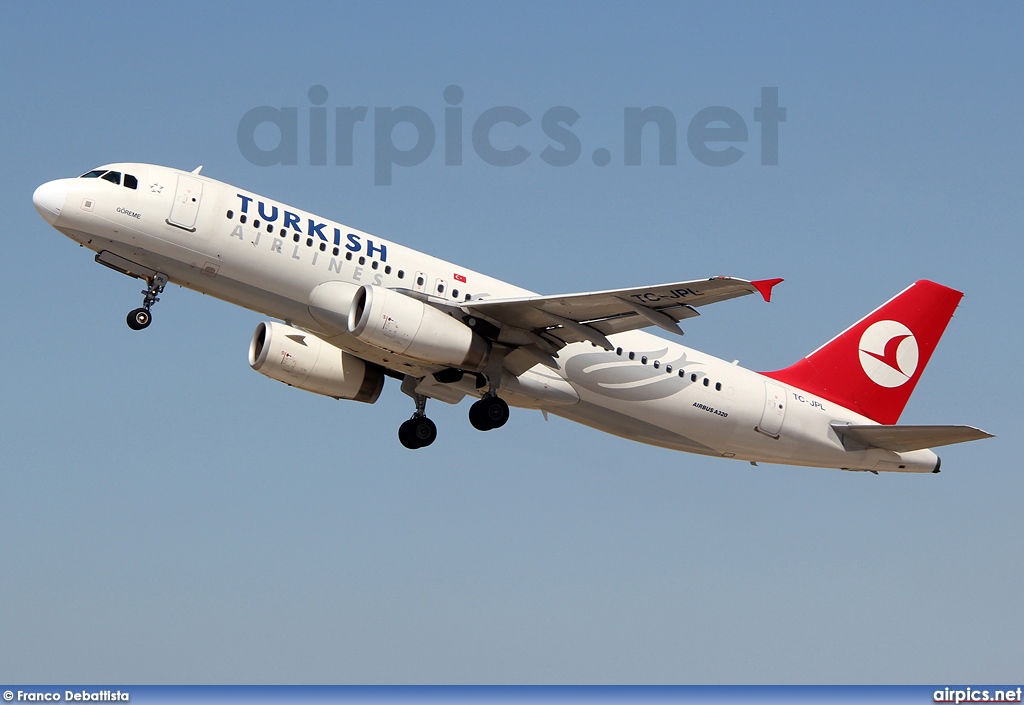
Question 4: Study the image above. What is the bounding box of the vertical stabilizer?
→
[763,280,963,424]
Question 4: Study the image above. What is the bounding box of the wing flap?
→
[466,276,777,346]
[588,307,699,337]
[831,423,994,452]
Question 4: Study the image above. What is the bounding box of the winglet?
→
[751,278,784,302]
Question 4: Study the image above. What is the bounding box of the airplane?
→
[32,163,992,472]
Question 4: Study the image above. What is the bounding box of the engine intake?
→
[347,285,489,371]
[249,321,384,403]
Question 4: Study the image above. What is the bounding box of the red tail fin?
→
[763,280,963,424]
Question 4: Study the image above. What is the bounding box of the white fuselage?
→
[36,163,939,472]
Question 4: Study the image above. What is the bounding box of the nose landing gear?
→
[126,273,168,331]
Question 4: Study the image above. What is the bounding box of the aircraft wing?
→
[465,276,783,354]
[831,423,995,452]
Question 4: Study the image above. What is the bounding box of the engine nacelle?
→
[347,285,490,371]
[248,321,384,403]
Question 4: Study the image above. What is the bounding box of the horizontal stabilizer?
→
[831,423,994,452]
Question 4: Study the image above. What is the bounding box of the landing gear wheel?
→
[399,417,437,449]
[469,396,510,431]
[126,307,152,330]
[398,420,417,449]
[413,417,437,447]
[125,273,167,331]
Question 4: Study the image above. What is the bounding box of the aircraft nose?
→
[33,179,69,225]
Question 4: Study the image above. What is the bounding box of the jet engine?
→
[249,321,384,403]
[347,285,490,371]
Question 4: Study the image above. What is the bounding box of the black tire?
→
[398,419,419,449]
[483,396,510,429]
[411,417,437,447]
[469,396,509,431]
[127,308,151,330]
[399,417,437,449]
[469,400,490,431]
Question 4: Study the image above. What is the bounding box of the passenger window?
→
[616,347,622,355]
[253,220,260,229]
[703,378,709,387]
[691,373,697,382]
[641,356,648,364]
[452,289,459,298]
[715,382,722,391]
[123,174,138,190]
[240,214,247,224]
[416,276,425,286]
[101,171,121,185]
[653,360,660,369]
[628,352,635,360]
[665,365,672,373]
[372,260,379,270]
[226,210,234,219]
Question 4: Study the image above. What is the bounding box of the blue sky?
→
[1,1,1021,684]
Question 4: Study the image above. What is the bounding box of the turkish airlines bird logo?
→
[858,320,919,388]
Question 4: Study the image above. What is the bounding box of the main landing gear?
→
[468,393,509,431]
[126,272,168,331]
[398,386,438,450]
[399,415,437,450]
[397,375,511,449]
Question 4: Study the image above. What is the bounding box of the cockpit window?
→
[100,171,121,185]
[123,174,138,190]
[80,170,106,178]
